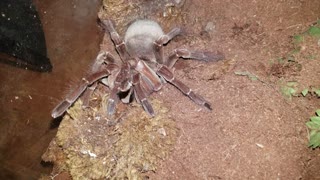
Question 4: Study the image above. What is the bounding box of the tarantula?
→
[51,19,224,118]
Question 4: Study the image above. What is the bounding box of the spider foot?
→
[107,99,116,116]
[51,101,72,118]
[204,102,212,110]
[141,99,155,117]
[99,19,115,33]
[190,50,225,62]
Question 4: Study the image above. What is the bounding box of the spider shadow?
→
[49,116,63,129]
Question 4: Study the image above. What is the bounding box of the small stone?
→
[256,143,264,148]
[205,21,215,32]
[157,128,167,136]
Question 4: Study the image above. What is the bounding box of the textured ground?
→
[0,0,319,179]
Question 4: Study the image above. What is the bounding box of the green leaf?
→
[311,116,320,122]
[306,121,320,129]
[308,26,320,37]
[306,121,312,129]
[309,131,320,148]
[301,89,309,96]
[281,86,297,99]
[289,88,296,95]
[307,109,320,148]
[309,129,318,138]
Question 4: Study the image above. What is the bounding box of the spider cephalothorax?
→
[51,19,224,118]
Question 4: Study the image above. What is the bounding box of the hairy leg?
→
[132,73,155,116]
[106,62,132,115]
[166,48,225,68]
[81,51,117,107]
[135,60,162,91]
[51,65,116,118]
[153,28,181,64]
[106,84,120,116]
[156,64,212,110]
[100,19,129,61]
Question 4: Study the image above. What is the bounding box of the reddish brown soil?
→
[146,0,320,179]
[0,0,319,179]
[151,1,320,179]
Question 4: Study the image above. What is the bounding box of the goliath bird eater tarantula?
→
[51,19,224,118]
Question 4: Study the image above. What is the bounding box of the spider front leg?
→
[135,60,162,91]
[156,64,212,110]
[153,27,181,64]
[81,51,117,108]
[166,48,225,68]
[106,62,132,116]
[106,84,120,116]
[51,64,118,118]
[100,19,129,61]
[81,83,98,108]
[132,73,155,116]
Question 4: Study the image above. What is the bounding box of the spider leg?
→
[166,48,225,68]
[106,84,120,116]
[106,62,132,115]
[139,75,155,96]
[100,19,129,61]
[51,67,116,118]
[82,51,117,107]
[156,64,212,110]
[133,73,155,116]
[153,28,181,64]
[135,60,162,91]
[81,83,98,108]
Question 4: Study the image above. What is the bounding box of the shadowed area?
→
[0,0,101,178]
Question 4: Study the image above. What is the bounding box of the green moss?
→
[43,89,178,179]
[293,35,304,43]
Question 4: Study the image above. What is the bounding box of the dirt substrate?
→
[42,0,320,179]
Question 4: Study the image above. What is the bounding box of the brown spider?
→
[51,19,224,118]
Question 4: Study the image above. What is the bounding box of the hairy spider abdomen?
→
[124,20,164,60]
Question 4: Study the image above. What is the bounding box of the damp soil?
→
[0,0,320,179]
